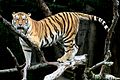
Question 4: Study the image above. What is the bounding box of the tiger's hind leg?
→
[19,37,32,80]
[57,39,79,62]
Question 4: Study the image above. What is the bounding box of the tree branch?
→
[44,54,87,80]
[0,63,48,73]
[100,0,119,75]
[104,0,119,56]
[6,47,20,68]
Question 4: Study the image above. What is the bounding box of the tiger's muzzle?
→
[17,26,25,30]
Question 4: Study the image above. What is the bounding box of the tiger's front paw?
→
[57,57,68,62]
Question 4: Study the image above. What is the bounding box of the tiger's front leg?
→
[57,40,78,62]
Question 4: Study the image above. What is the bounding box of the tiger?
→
[12,12,109,80]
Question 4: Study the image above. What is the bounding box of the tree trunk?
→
[35,0,52,17]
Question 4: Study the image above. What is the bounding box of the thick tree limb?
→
[100,0,119,76]
[36,0,52,16]
[103,0,119,58]
[104,0,119,55]
[44,54,87,80]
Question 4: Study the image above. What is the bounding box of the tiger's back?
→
[37,12,80,47]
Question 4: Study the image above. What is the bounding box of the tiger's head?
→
[12,12,31,34]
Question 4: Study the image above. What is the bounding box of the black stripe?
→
[98,18,103,23]
[72,12,78,19]
[64,39,73,44]
[45,20,54,44]
[75,44,78,49]
[45,37,49,44]
[66,13,70,33]
[64,43,75,48]
[62,12,67,33]
[102,21,106,26]
[74,12,80,17]
[65,49,71,53]
[44,23,48,37]
[64,27,74,41]
[66,13,74,36]
[44,37,49,46]
[62,12,67,20]
[40,21,44,31]
[54,15,63,35]
[92,15,95,21]
[46,18,54,45]
[69,13,74,23]
[63,32,75,42]
[50,16,56,22]
[96,17,100,22]
[45,20,54,41]
[100,19,104,25]
[44,26,49,46]
[57,13,66,34]
[48,17,59,36]
[22,44,30,48]
[41,40,44,47]
[64,44,70,48]
[54,15,63,27]
[24,49,32,52]
[65,48,74,53]
[72,12,78,24]
[95,17,107,27]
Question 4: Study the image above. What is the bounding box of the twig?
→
[6,47,20,68]
[92,73,120,80]
[89,61,113,71]
[0,63,48,73]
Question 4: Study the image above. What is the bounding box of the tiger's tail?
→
[91,15,109,31]
[76,12,109,31]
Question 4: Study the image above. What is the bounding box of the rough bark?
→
[35,0,52,17]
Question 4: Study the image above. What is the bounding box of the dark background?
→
[0,0,119,80]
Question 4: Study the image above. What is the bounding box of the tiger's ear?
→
[12,12,16,17]
[28,13,31,17]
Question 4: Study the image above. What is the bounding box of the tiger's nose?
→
[19,24,22,26]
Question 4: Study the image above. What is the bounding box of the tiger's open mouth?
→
[17,27,25,30]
